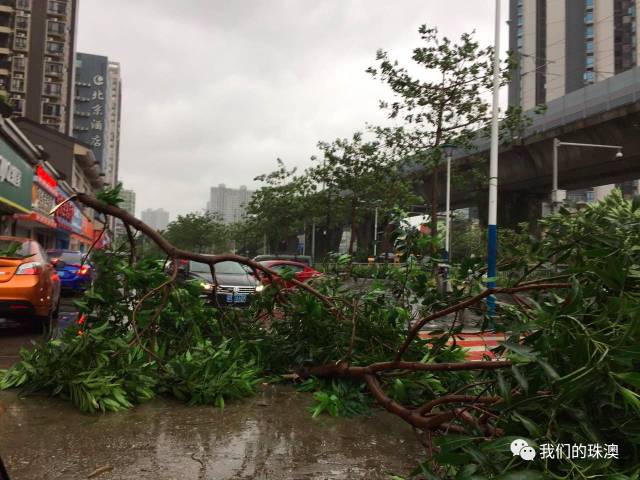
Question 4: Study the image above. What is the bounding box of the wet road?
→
[0,297,424,480]
[0,386,422,480]
[0,296,78,369]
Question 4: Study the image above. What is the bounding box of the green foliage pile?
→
[406,191,640,479]
[0,252,261,412]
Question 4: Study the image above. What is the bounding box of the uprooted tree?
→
[1,187,639,479]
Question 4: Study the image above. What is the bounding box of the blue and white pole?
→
[487,0,501,321]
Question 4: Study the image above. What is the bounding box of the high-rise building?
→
[0,0,79,134]
[207,184,254,224]
[509,0,640,111]
[73,53,121,189]
[114,188,135,238]
[509,0,640,201]
[141,208,169,231]
[73,53,108,167]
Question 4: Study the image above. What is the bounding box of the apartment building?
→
[509,0,639,111]
[207,184,254,224]
[141,208,169,231]
[0,0,78,134]
[114,188,135,239]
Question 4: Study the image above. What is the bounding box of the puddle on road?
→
[0,385,423,480]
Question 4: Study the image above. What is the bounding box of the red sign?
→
[54,194,74,221]
[37,166,57,188]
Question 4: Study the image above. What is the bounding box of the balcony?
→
[16,0,30,11]
[12,57,26,72]
[43,82,62,97]
[0,2,13,14]
[45,62,63,76]
[45,41,64,57]
[47,1,66,16]
[14,37,28,52]
[47,20,65,37]
[15,16,29,31]
[42,103,62,118]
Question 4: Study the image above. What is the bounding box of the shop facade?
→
[0,119,37,237]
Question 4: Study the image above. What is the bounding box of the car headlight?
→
[201,282,214,291]
[255,284,265,293]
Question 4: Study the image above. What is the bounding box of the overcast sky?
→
[77,1,509,218]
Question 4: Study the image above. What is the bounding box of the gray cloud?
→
[77,1,508,218]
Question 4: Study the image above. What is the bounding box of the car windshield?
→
[189,260,247,275]
[0,239,32,258]
[48,251,84,264]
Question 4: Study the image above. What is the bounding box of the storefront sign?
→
[0,138,33,213]
[32,183,55,216]
[0,155,22,187]
[36,165,57,188]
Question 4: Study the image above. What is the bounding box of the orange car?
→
[0,236,61,332]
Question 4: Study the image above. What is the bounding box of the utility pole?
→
[486,0,501,321]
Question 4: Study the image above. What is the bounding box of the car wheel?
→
[32,306,58,338]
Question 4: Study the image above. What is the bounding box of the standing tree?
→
[312,132,417,255]
[247,159,316,253]
[163,211,229,253]
[367,26,515,251]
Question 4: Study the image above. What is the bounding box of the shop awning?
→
[13,211,57,229]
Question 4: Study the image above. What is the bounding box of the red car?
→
[258,260,321,288]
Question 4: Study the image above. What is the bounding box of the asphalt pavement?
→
[0,296,78,369]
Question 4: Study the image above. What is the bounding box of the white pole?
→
[487,0,501,319]
[445,152,451,262]
[311,221,316,264]
[373,207,378,257]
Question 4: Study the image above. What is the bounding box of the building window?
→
[586,55,594,67]
[14,36,28,51]
[10,78,25,92]
[585,25,594,38]
[584,70,595,83]
[586,40,594,53]
[45,62,64,75]
[47,1,67,15]
[46,41,64,55]
[586,0,594,8]
[585,11,594,23]
[15,15,29,30]
[43,82,62,96]
[42,103,62,117]
[16,0,31,10]
[12,56,26,71]
[47,20,65,35]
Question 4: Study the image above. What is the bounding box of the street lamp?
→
[441,143,456,262]
[552,138,623,212]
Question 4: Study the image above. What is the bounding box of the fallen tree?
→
[1,187,638,479]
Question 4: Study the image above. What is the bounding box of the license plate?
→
[225,293,247,303]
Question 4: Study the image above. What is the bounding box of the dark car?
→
[185,260,263,307]
[46,249,94,293]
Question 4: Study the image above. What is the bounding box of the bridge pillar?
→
[477,190,546,234]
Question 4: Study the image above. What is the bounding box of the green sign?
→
[0,136,33,213]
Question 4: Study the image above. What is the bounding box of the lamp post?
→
[487,0,502,319]
[441,143,456,262]
[552,138,623,212]
[373,206,379,257]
